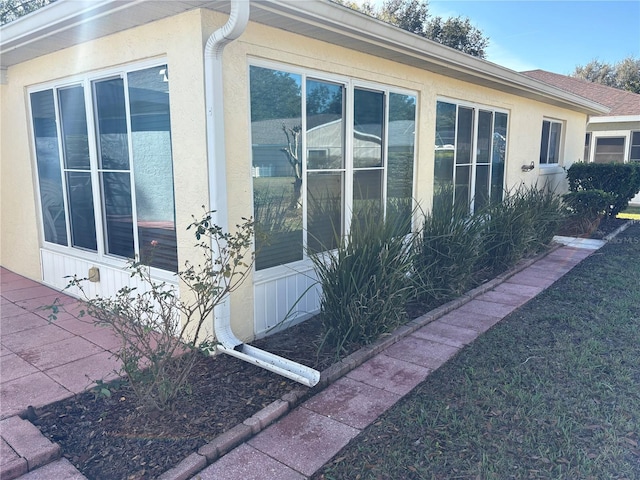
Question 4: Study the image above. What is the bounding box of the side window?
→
[540,119,562,165]
[584,132,591,162]
[594,136,626,164]
[434,100,508,213]
[631,131,640,162]
[30,64,178,272]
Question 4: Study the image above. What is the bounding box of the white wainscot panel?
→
[40,249,176,302]
[254,265,320,338]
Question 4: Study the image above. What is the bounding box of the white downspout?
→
[204,0,320,387]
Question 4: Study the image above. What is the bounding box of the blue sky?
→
[361,0,640,74]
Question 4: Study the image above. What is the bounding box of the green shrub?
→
[311,205,413,356]
[411,188,482,304]
[560,189,616,236]
[566,162,640,216]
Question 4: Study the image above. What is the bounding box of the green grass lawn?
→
[314,222,640,480]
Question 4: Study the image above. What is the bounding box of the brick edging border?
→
[158,242,571,479]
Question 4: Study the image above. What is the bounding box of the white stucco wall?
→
[1,7,589,342]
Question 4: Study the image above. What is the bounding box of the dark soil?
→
[32,312,374,480]
[32,351,306,479]
[32,306,429,479]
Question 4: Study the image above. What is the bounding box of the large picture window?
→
[540,119,562,165]
[250,65,416,271]
[433,100,508,213]
[30,64,178,272]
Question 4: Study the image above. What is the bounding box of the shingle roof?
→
[521,69,640,117]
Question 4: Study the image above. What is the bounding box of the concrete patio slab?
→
[503,270,557,288]
[412,320,480,348]
[457,298,516,318]
[475,289,532,308]
[16,336,103,371]
[303,377,400,429]
[1,286,61,303]
[52,316,100,336]
[81,327,122,352]
[44,351,121,394]
[0,416,60,471]
[347,353,430,396]
[0,353,39,383]
[438,309,501,333]
[0,312,50,336]
[493,282,544,297]
[553,236,606,250]
[0,372,71,418]
[248,407,359,477]
[197,443,304,480]
[384,335,460,370]
[1,324,75,353]
[12,458,86,479]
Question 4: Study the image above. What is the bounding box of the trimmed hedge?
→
[566,163,640,216]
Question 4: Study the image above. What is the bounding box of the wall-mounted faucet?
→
[521,161,535,172]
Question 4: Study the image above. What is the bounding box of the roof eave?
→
[589,115,640,124]
[0,0,611,115]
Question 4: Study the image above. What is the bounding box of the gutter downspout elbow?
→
[204,0,320,388]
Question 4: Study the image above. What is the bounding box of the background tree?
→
[333,0,489,59]
[572,56,640,94]
[1,0,56,25]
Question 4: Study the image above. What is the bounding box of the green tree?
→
[0,0,56,25]
[572,56,640,94]
[333,0,489,59]
[424,16,488,58]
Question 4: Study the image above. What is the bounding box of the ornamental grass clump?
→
[49,210,254,411]
[477,184,564,276]
[311,205,413,357]
[411,187,482,304]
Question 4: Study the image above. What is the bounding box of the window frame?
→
[27,59,178,279]
[593,135,626,164]
[434,96,510,214]
[248,59,418,279]
[630,131,640,162]
[539,118,564,166]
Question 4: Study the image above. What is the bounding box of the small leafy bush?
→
[49,210,254,411]
[311,205,413,356]
[411,187,482,304]
[561,189,615,236]
[566,162,640,216]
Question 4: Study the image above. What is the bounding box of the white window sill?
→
[538,164,565,175]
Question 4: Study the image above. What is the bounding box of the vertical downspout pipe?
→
[204,0,320,387]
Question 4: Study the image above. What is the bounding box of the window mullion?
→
[382,91,389,219]
[86,78,106,258]
[301,75,308,256]
[122,72,140,259]
[344,82,354,237]
[52,88,73,247]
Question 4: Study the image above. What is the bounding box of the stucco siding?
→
[2,7,589,343]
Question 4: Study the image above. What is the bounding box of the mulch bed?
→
[32,315,360,480]
[30,220,630,479]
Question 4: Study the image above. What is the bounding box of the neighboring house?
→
[1,0,608,380]
[522,69,640,205]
